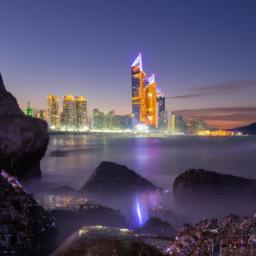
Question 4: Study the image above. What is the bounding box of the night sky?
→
[0,0,256,128]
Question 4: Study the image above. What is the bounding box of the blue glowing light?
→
[133,194,150,227]
[136,201,143,225]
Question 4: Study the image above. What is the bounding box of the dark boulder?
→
[135,217,176,238]
[0,73,49,178]
[51,201,129,244]
[173,169,256,217]
[80,161,159,196]
[0,171,56,255]
[52,226,164,256]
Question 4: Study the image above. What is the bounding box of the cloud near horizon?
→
[168,80,256,99]
[173,107,256,129]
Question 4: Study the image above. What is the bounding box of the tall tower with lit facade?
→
[47,94,60,129]
[157,90,167,130]
[75,96,87,130]
[62,94,76,131]
[131,54,163,129]
[144,74,158,127]
[131,53,146,125]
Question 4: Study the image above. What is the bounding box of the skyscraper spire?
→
[131,53,143,70]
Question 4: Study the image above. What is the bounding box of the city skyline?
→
[1,0,256,129]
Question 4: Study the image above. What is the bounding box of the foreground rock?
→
[52,226,164,256]
[80,161,159,196]
[135,217,176,238]
[0,73,49,178]
[0,171,56,255]
[173,169,256,216]
[51,201,129,244]
[169,214,256,255]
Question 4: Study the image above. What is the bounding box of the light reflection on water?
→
[41,134,256,190]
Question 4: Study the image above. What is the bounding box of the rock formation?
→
[0,171,56,255]
[51,201,129,244]
[173,169,256,217]
[169,214,256,255]
[80,161,159,196]
[135,217,176,238]
[0,73,49,178]
[52,226,164,256]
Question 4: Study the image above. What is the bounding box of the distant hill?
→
[230,122,256,135]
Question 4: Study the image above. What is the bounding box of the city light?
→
[22,55,243,136]
[134,124,149,133]
[131,54,166,129]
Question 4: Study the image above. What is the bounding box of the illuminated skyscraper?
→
[144,74,158,127]
[131,53,146,125]
[75,96,87,130]
[62,94,76,131]
[131,54,164,129]
[47,94,60,129]
[157,90,167,130]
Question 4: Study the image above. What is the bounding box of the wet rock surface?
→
[135,217,176,238]
[52,226,164,256]
[51,201,129,245]
[0,171,56,255]
[0,73,49,178]
[169,214,256,256]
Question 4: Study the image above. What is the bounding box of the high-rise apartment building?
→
[75,96,87,130]
[62,94,87,131]
[47,94,60,129]
[62,94,76,131]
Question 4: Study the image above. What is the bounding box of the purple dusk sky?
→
[0,0,256,128]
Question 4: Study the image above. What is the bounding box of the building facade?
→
[75,96,87,130]
[47,94,60,129]
[92,108,132,130]
[131,54,163,129]
[131,53,145,125]
[62,95,76,131]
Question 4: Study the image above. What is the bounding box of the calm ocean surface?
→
[41,134,256,190]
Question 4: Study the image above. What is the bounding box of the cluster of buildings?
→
[23,53,234,135]
[25,94,88,132]
[92,109,132,131]
[47,94,88,131]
